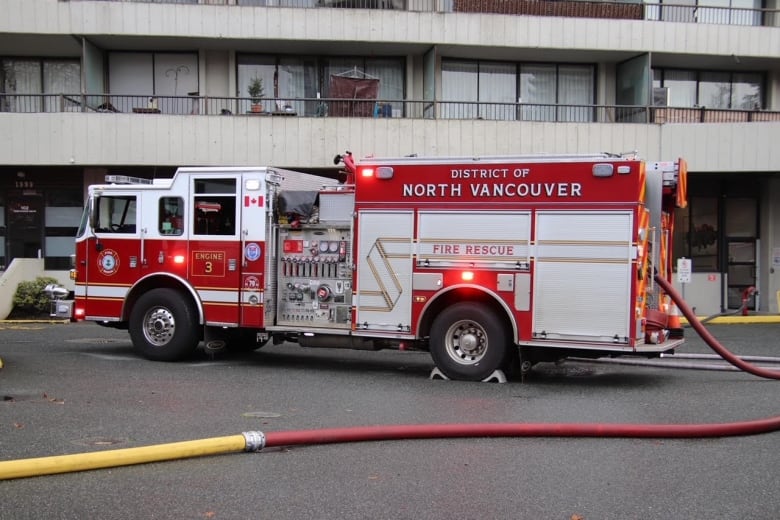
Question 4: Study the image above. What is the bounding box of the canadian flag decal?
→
[244,195,264,207]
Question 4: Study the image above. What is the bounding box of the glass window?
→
[655,69,764,109]
[557,65,594,122]
[236,55,404,117]
[277,57,318,115]
[195,178,236,195]
[95,196,137,234]
[663,70,697,107]
[1,59,42,112]
[324,57,404,117]
[43,60,81,112]
[688,197,719,271]
[237,55,276,114]
[159,197,184,236]
[366,58,405,117]
[108,52,198,113]
[699,71,731,109]
[725,198,757,237]
[731,72,762,109]
[193,179,236,236]
[519,64,594,122]
[478,62,516,121]
[441,61,478,119]
[520,64,556,121]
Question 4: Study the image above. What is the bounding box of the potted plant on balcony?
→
[248,77,265,113]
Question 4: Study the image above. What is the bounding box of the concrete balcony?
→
[1,107,779,172]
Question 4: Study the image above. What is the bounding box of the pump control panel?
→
[276,225,353,328]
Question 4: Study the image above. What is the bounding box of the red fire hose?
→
[0,274,777,481]
[655,275,780,380]
[263,416,780,447]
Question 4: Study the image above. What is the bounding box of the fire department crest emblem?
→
[97,249,119,276]
[244,242,262,262]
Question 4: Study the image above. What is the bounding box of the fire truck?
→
[69,150,688,381]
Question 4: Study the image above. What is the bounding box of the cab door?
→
[189,175,241,326]
[81,192,142,319]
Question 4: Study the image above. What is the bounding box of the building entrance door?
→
[6,193,43,263]
[724,197,758,310]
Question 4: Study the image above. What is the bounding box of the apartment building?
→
[1,0,779,315]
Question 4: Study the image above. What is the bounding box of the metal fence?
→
[60,0,780,27]
[3,93,780,124]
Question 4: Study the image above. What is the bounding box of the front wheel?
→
[129,288,200,361]
[429,302,510,381]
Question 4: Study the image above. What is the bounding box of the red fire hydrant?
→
[741,286,757,316]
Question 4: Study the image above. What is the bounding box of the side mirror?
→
[88,196,97,230]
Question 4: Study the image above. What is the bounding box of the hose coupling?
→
[242,431,266,452]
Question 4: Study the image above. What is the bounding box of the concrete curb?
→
[0,319,71,324]
[681,315,780,324]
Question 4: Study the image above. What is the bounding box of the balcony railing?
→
[3,93,780,124]
[60,0,780,27]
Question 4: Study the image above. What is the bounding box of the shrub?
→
[13,276,60,314]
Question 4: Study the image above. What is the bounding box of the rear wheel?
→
[129,288,200,361]
[429,302,510,381]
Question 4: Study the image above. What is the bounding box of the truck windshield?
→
[76,201,89,238]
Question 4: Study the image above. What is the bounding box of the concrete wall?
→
[2,113,779,172]
[672,273,723,317]
[765,178,780,313]
[0,259,44,320]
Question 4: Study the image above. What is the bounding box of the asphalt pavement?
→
[0,319,778,520]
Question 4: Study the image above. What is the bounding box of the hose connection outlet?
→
[243,431,266,452]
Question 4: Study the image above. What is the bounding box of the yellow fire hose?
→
[0,432,265,481]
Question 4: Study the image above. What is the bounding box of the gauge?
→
[319,241,329,253]
[328,241,339,253]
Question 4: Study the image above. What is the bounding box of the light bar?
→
[105,175,152,185]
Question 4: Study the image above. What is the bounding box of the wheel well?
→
[122,275,202,325]
[418,287,515,345]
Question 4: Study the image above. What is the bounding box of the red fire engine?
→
[69,150,688,381]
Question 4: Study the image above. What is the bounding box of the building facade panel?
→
[8,113,780,169]
[3,0,776,64]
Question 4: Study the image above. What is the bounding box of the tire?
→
[129,288,200,361]
[429,302,510,381]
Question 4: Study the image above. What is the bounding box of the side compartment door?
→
[533,210,634,344]
[355,210,414,333]
[239,173,268,327]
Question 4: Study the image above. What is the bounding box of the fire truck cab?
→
[71,150,687,381]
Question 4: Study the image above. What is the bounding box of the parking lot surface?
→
[1,321,779,520]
